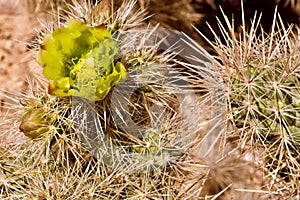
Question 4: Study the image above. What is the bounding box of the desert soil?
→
[0,1,42,112]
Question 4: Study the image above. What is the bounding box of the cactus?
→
[199,5,300,197]
[0,0,226,198]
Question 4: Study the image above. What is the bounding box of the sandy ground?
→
[0,1,40,110]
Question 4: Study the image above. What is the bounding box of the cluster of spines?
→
[0,0,221,199]
[198,4,300,197]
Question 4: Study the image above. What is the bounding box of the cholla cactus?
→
[1,0,225,198]
[199,5,300,197]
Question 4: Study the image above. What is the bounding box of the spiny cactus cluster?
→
[0,0,225,199]
[2,0,300,199]
[200,6,300,197]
